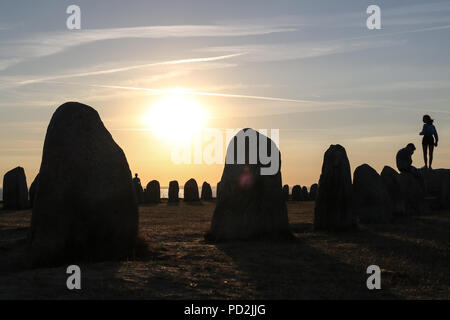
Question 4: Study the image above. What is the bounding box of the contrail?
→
[16,52,247,86]
[75,83,315,104]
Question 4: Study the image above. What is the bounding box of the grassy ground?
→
[0,201,449,299]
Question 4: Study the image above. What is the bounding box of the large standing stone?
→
[282,185,289,201]
[422,169,450,210]
[2,166,29,210]
[201,182,213,200]
[352,164,391,223]
[168,180,179,202]
[314,144,356,231]
[29,102,138,267]
[205,128,291,241]
[380,166,406,217]
[145,180,160,203]
[29,174,39,208]
[291,185,302,201]
[309,183,318,201]
[184,178,199,201]
[216,182,222,200]
[441,171,450,210]
[398,172,428,216]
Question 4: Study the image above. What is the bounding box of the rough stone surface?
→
[145,180,160,203]
[29,102,138,267]
[314,144,356,231]
[206,128,291,241]
[168,180,179,202]
[184,178,199,201]
[352,164,391,223]
[201,182,213,200]
[2,166,29,210]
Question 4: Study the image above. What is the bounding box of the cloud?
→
[201,39,403,63]
[14,52,246,86]
[0,24,296,70]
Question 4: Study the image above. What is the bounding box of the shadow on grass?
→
[214,235,398,299]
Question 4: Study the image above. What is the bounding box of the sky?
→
[1,0,450,194]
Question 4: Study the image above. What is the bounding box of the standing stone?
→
[314,144,356,231]
[422,169,450,210]
[380,166,406,217]
[291,185,302,201]
[2,166,29,210]
[201,182,213,200]
[309,183,318,201]
[352,164,391,223]
[282,185,289,201]
[168,180,179,202]
[133,180,144,204]
[205,128,291,241]
[301,186,309,201]
[441,171,450,210]
[216,182,222,200]
[145,180,160,203]
[29,174,39,208]
[29,102,138,267]
[398,172,428,216]
[184,178,199,201]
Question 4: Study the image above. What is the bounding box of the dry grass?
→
[0,201,449,299]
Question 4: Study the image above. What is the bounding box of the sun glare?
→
[142,89,209,143]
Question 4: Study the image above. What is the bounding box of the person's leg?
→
[422,143,428,168]
[429,143,434,169]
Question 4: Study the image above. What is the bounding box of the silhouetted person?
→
[132,173,141,186]
[420,114,438,170]
[396,143,421,177]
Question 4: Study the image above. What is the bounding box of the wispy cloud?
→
[14,52,246,86]
[0,24,296,70]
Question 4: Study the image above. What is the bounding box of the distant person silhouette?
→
[396,143,421,177]
[133,173,141,186]
[420,115,438,170]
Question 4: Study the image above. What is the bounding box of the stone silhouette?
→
[353,164,391,223]
[29,174,39,208]
[205,128,291,241]
[301,186,309,201]
[184,178,199,201]
[422,169,450,210]
[314,145,356,231]
[282,184,289,201]
[216,182,222,200]
[2,166,29,210]
[168,180,179,202]
[145,180,161,203]
[309,183,318,201]
[380,166,406,217]
[441,171,450,210]
[201,182,213,200]
[291,185,302,201]
[398,172,428,216]
[132,174,144,204]
[29,102,138,267]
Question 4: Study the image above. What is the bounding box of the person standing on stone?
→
[420,115,438,170]
[133,173,141,186]
[396,143,421,177]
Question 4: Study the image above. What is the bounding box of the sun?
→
[142,89,209,143]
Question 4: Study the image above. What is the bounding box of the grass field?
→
[0,201,449,299]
